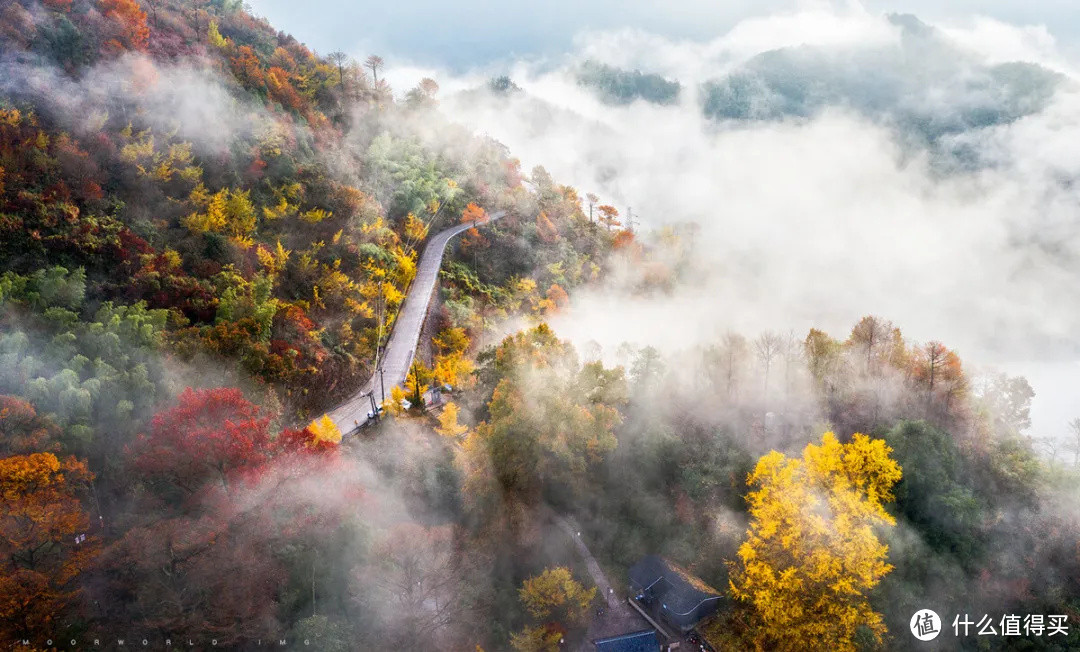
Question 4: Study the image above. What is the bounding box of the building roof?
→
[593,629,661,652]
[628,555,722,617]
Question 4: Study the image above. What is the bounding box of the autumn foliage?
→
[512,567,595,652]
[129,387,275,498]
[435,402,469,438]
[0,0,626,647]
[461,202,488,224]
[0,396,62,457]
[98,0,150,52]
[0,453,98,640]
[727,432,902,651]
[467,325,625,507]
[596,204,620,230]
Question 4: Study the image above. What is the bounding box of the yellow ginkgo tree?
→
[728,432,902,652]
[307,414,342,445]
[511,567,596,652]
[435,402,469,439]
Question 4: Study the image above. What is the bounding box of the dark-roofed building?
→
[628,555,723,633]
[593,629,660,652]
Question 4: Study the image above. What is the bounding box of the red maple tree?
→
[129,387,275,497]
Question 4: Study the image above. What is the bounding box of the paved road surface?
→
[326,211,505,434]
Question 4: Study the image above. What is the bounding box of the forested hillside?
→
[0,0,620,646]
[2,1,1079,651]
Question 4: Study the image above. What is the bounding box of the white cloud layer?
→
[420,10,1080,439]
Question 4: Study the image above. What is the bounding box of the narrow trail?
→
[547,509,651,651]
[325,211,505,434]
[549,510,629,614]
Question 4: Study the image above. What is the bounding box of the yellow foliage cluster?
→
[299,239,414,332]
[433,327,474,387]
[360,215,395,240]
[504,278,574,318]
[510,564,598,649]
[509,626,563,652]
[260,184,333,224]
[262,196,292,221]
[0,108,21,127]
[381,280,405,306]
[300,208,332,224]
[119,126,201,184]
[181,184,257,244]
[118,126,153,163]
[433,352,473,388]
[300,248,387,321]
[729,432,902,652]
[307,414,342,445]
[207,20,229,49]
[256,241,291,276]
[384,386,408,416]
[435,401,468,439]
[405,360,431,407]
[403,212,429,242]
[391,247,417,287]
[511,277,557,318]
[161,248,182,271]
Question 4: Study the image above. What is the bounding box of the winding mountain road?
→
[326,211,505,435]
[322,211,650,646]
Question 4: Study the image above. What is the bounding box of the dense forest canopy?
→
[1,1,1079,651]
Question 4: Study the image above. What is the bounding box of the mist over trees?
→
[575,60,681,106]
[1,0,1079,650]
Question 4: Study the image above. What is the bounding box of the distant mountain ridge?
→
[568,14,1063,149]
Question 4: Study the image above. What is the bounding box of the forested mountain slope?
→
[0,0,620,645]
[2,3,1079,651]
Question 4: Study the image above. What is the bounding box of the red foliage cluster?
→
[128,387,276,495]
[90,385,357,640]
[128,387,340,500]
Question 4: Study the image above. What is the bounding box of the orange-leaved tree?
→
[461,202,487,224]
[0,453,98,640]
[596,205,620,231]
[535,211,559,243]
[98,0,150,52]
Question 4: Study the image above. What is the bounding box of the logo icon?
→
[911,609,942,641]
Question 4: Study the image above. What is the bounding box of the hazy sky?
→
[246,0,1080,68]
